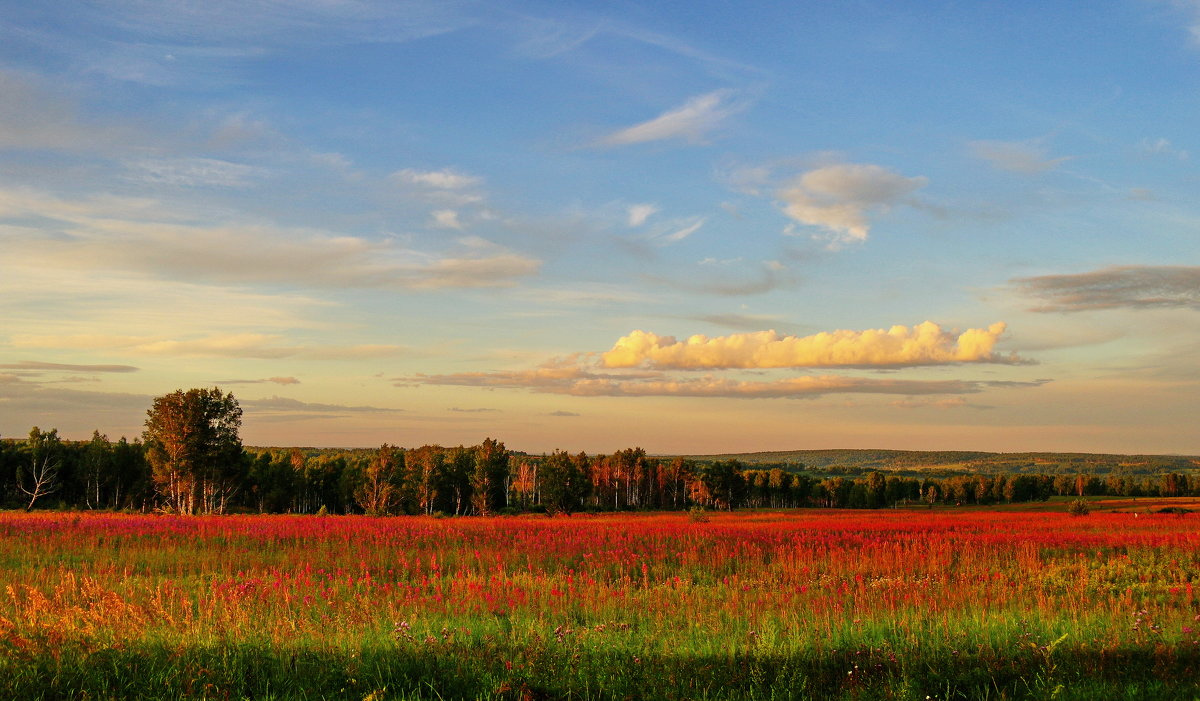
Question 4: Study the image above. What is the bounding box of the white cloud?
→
[392,168,482,190]
[0,187,540,290]
[969,139,1072,174]
[627,203,658,227]
[123,158,268,188]
[778,163,927,245]
[661,218,705,243]
[600,89,747,147]
[431,209,463,229]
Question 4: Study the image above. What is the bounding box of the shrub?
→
[1068,499,1089,517]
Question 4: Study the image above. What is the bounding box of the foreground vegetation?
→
[1,506,1198,699]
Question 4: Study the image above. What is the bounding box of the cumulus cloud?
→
[601,322,1018,369]
[1013,265,1200,312]
[599,90,746,147]
[969,139,1072,174]
[778,163,927,244]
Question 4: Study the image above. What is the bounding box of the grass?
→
[0,509,1197,699]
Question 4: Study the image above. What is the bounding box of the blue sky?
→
[2,1,1199,454]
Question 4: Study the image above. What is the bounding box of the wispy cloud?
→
[12,333,406,361]
[1138,137,1189,161]
[1013,265,1200,312]
[599,89,748,147]
[215,377,301,386]
[122,158,268,188]
[627,203,658,227]
[4,1,474,88]
[969,139,1072,174]
[392,168,483,190]
[0,188,540,290]
[390,167,486,207]
[687,313,785,331]
[651,260,793,296]
[430,209,463,229]
[890,397,990,410]
[601,322,1020,369]
[242,396,402,416]
[0,70,127,151]
[778,163,927,245]
[0,361,138,373]
[402,367,1035,400]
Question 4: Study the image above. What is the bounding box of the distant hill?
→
[673,449,1200,476]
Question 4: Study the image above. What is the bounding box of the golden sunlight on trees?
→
[143,388,243,515]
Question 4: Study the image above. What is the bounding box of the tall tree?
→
[355,444,402,516]
[81,430,112,509]
[470,438,509,515]
[143,388,243,514]
[539,450,588,515]
[19,427,63,511]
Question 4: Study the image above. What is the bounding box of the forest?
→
[2,388,1198,515]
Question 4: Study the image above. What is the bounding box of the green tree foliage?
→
[355,444,402,516]
[470,438,509,515]
[539,450,589,515]
[19,427,63,511]
[4,406,1200,513]
[143,388,243,514]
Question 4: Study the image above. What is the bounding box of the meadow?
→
[1,506,1198,700]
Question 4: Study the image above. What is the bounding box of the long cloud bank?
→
[1013,266,1200,312]
[601,321,1019,369]
[400,367,1041,399]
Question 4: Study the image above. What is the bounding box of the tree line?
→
[1,388,1197,514]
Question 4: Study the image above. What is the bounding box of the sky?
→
[2,1,1199,455]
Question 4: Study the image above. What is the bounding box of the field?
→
[1,506,1198,700]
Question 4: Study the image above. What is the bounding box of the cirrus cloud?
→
[599,89,748,147]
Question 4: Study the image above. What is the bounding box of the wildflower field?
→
[1,506,1198,700]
